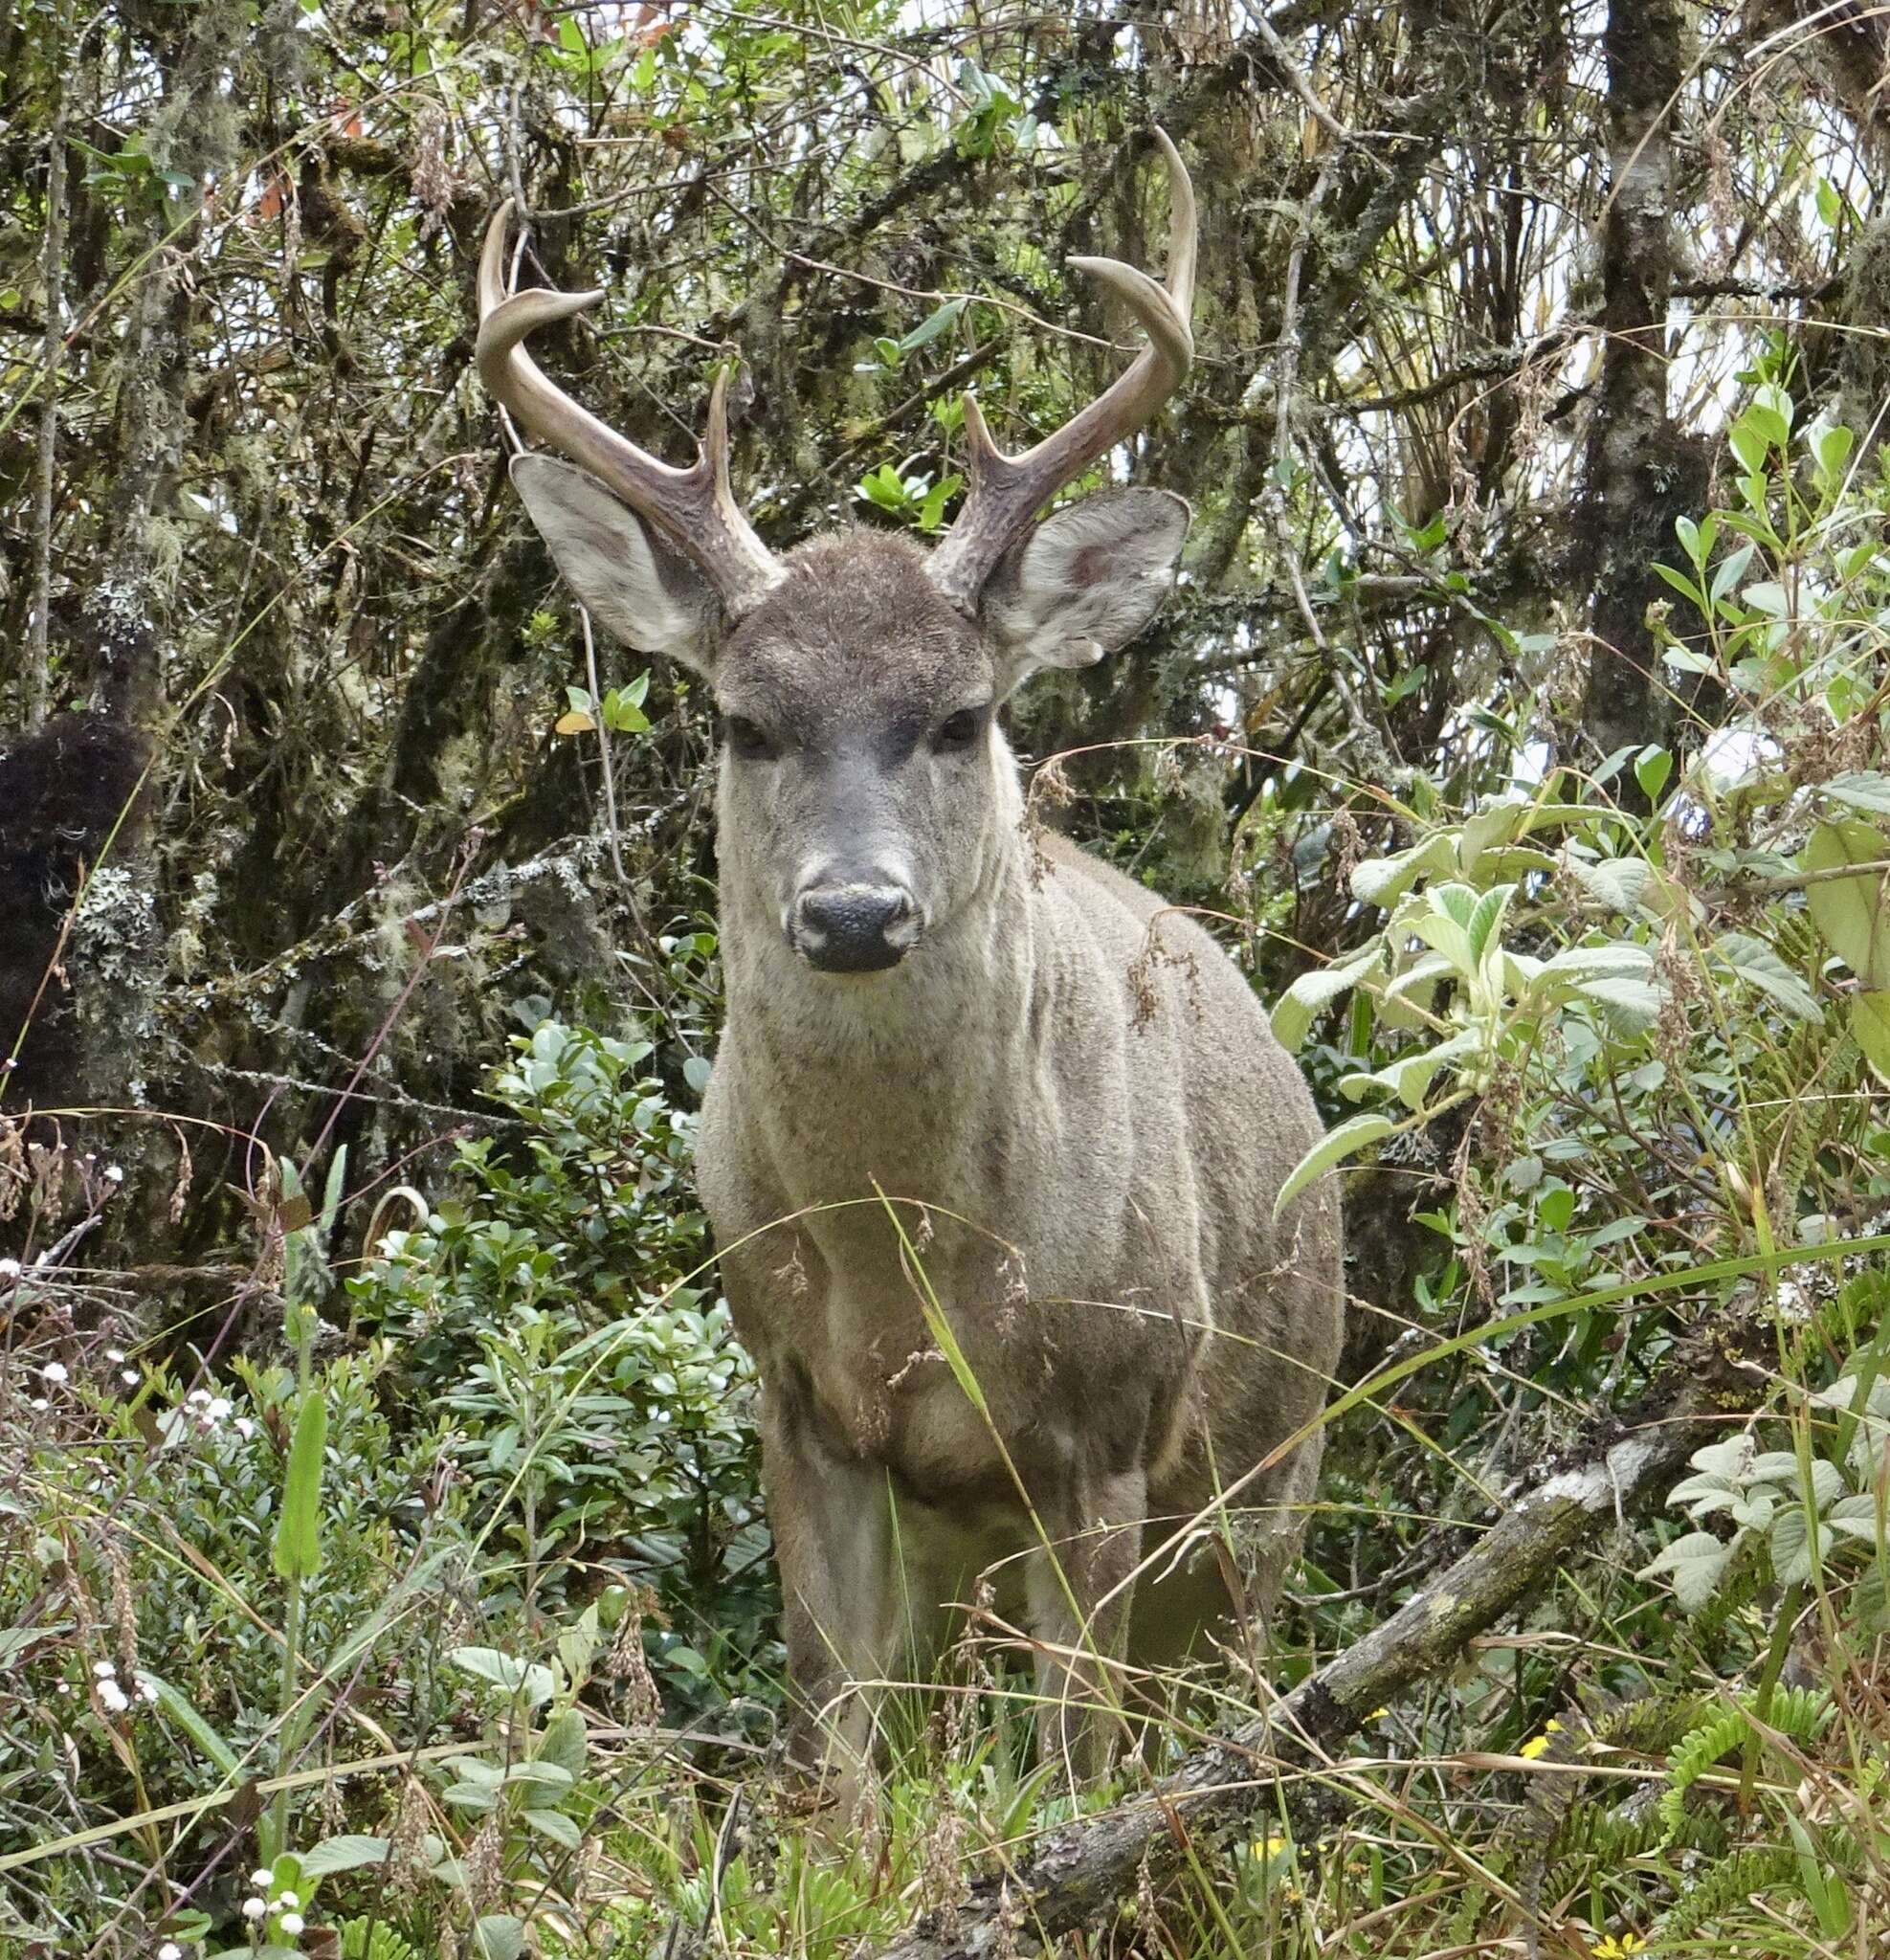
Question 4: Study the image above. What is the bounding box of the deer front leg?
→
[1026,1463,1146,1785]
[758,1381,905,1818]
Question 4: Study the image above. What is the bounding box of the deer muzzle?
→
[789,880,922,973]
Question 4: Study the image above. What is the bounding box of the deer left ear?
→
[981,487,1189,692]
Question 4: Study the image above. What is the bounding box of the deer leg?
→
[1025,1465,1146,1783]
[759,1392,905,1817]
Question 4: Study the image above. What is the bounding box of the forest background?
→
[3,0,1890,1954]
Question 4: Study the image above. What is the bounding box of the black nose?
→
[794,884,914,972]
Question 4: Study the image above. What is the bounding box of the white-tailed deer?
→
[478,133,1343,1802]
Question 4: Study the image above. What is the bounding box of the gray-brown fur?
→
[484,136,1339,1799]
[507,460,1345,1799]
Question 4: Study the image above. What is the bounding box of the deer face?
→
[510,460,1189,975]
[478,132,1196,975]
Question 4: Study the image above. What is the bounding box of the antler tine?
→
[476,200,782,613]
[927,129,1197,612]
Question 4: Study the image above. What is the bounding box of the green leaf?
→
[1820,771,1890,816]
[897,295,967,354]
[472,1916,525,1960]
[681,1054,713,1097]
[1351,831,1455,908]
[1854,991,1890,1085]
[1274,1114,1395,1219]
[138,1672,241,1776]
[1340,1027,1481,1113]
[1712,932,1821,1020]
[1634,746,1673,805]
[449,1647,559,1706]
[1770,1504,1820,1588]
[1804,820,1890,986]
[1573,975,1664,1037]
[524,1807,583,1850]
[272,1389,327,1581]
[1564,856,1653,916]
[535,1706,589,1779]
[1638,1529,1739,1612]
[301,1835,392,1877]
[1271,943,1384,1049]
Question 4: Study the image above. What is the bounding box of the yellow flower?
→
[1249,1831,1289,1860]
[1520,1717,1566,1760]
[1367,1706,1390,1720]
[1590,1936,1647,1958]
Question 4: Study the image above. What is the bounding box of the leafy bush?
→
[352,1019,775,1699]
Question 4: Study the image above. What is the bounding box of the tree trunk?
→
[1578,0,1699,766]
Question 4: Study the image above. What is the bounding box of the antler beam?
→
[476,201,783,614]
[926,129,1197,611]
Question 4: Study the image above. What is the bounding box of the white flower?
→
[187,1389,211,1407]
[205,1397,233,1422]
[98,1679,130,1714]
[278,1912,304,1935]
[234,1416,256,1439]
[250,1867,275,1886]
[104,1165,124,1184]
[39,1361,68,1385]
[29,1396,47,1411]
[159,1945,182,1960]
[106,1347,125,1363]
[93,1659,117,1679]
[241,1897,267,1921]
[122,1369,140,1386]
[137,1678,158,1703]
[0,1258,19,1280]
[276,1891,300,1910]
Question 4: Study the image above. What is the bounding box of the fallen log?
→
[874,1328,1755,1959]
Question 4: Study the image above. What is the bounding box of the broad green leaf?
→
[1638,1529,1738,1612]
[1854,991,1890,1085]
[1822,770,1890,815]
[1274,1114,1395,1219]
[448,1646,559,1706]
[1574,974,1664,1037]
[524,1807,583,1850]
[1351,831,1456,908]
[1770,1504,1820,1588]
[472,1916,525,1960]
[535,1706,589,1779]
[1712,932,1821,1021]
[1270,942,1384,1049]
[1340,1027,1482,1113]
[1465,885,1514,964]
[301,1835,391,1877]
[1564,856,1653,916]
[1804,820,1890,986]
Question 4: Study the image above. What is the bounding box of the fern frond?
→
[1652,1843,1798,1941]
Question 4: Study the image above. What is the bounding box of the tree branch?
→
[872,1328,1762,1959]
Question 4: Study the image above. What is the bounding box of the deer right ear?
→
[510,454,723,676]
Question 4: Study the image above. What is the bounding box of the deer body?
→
[476,135,1343,1797]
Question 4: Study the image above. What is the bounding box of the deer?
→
[476,131,1344,1808]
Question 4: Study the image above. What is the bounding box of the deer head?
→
[480,133,1196,976]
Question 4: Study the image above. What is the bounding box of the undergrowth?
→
[2,353,1888,1960]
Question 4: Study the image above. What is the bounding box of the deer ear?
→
[510,454,723,676]
[982,487,1188,692]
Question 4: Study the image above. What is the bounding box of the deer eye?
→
[723,714,775,761]
[933,707,985,753]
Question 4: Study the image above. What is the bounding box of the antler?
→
[926,129,1197,612]
[476,201,784,614]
